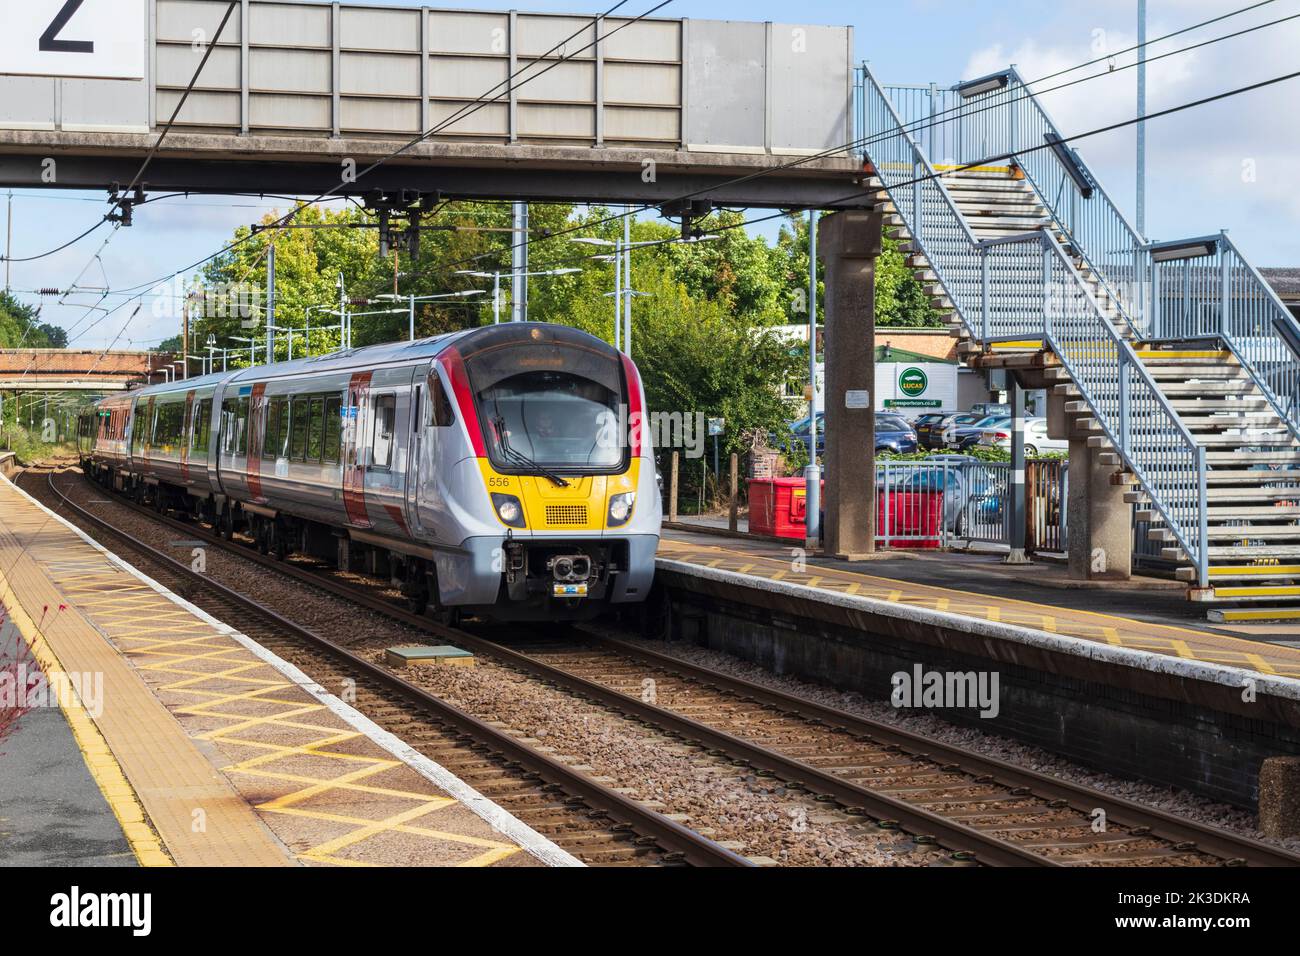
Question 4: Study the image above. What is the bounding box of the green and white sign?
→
[898,366,929,397]
[884,398,941,409]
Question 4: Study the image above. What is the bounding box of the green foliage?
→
[771,214,939,328]
[0,290,66,348]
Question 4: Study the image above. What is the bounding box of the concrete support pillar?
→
[1067,436,1133,581]
[817,210,883,559]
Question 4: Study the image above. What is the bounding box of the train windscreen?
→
[477,369,622,472]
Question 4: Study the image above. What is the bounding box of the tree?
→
[772,213,939,327]
[0,291,63,349]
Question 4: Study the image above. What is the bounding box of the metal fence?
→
[874,458,1066,552]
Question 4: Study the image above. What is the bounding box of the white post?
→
[511,201,529,322]
[492,271,501,324]
[265,242,276,364]
[614,237,623,351]
[409,293,416,341]
[623,207,632,354]
[1136,0,1147,238]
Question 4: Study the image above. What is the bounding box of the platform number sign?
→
[1,0,145,80]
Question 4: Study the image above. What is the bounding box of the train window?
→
[263,397,288,460]
[430,373,455,427]
[220,400,235,455]
[154,401,184,450]
[323,396,342,462]
[192,399,212,458]
[371,394,396,471]
[290,397,309,461]
[235,398,248,455]
[306,397,324,461]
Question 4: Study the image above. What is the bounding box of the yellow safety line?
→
[663,539,1300,668]
[0,572,172,867]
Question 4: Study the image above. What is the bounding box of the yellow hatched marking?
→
[1103,627,1122,645]
[935,598,950,612]
[887,589,902,602]
[805,576,822,588]
[986,606,1000,622]
[1246,654,1279,675]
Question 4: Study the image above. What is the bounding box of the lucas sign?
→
[0,0,145,80]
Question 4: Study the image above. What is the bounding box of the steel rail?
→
[38,469,750,869]
[64,471,1054,866]
[579,632,1300,868]
[60,467,1300,866]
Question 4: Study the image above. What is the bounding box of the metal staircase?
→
[857,65,1300,612]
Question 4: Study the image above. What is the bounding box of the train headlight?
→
[607,492,636,527]
[491,493,526,528]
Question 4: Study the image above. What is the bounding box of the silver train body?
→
[77,323,661,620]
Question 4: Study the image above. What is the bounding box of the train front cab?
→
[419,324,661,621]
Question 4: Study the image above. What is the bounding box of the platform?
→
[0,475,576,867]
[660,528,1300,678]
[657,527,1300,808]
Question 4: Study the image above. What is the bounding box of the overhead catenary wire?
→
[28,0,1292,332]
[17,0,672,359]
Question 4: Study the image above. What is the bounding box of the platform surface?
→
[659,529,1300,680]
[0,475,567,867]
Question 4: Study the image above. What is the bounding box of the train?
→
[77,323,661,622]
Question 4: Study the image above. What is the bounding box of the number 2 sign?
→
[0,0,145,80]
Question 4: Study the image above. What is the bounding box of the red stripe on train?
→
[621,353,643,458]
[438,346,485,457]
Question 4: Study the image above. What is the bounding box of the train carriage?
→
[80,323,661,621]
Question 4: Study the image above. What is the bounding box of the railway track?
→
[29,466,750,868]
[39,463,1300,867]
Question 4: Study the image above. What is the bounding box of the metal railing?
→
[857,65,1210,584]
[875,67,1300,448]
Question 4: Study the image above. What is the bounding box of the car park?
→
[976,417,1068,456]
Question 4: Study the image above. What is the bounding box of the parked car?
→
[946,414,1011,451]
[970,402,1011,419]
[875,413,918,455]
[783,412,918,456]
[976,417,1068,456]
[912,413,950,449]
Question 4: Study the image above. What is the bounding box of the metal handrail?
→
[857,66,1210,584]
[913,66,1300,449]
[1037,230,1208,582]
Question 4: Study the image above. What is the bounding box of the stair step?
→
[1141,505,1300,522]
[1158,382,1262,395]
[1135,350,1235,363]
[1198,587,1300,603]
[1144,366,1251,379]
[1153,526,1300,543]
[1208,605,1300,621]
[1197,563,1300,581]
[1168,399,1270,411]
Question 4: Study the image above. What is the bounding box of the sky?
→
[4,0,1299,351]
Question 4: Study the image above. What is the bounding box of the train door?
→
[361,387,409,536]
[342,372,373,528]
[403,375,425,537]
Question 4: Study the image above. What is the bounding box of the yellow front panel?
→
[477,459,641,532]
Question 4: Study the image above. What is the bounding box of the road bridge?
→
[0,349,170,391]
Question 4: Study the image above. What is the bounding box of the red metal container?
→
[749,477,823,540]
[876,490,944,548]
